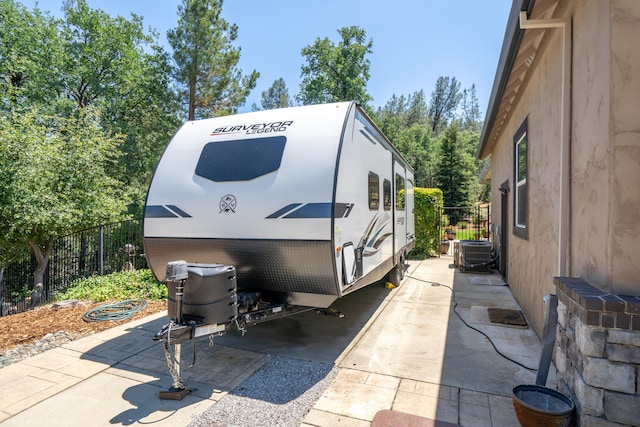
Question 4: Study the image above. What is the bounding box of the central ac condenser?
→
[459,241,492,273]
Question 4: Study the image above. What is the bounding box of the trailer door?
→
[393,162,407,261]
[406,171,415,247]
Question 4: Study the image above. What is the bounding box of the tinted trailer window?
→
[195,136,287,182]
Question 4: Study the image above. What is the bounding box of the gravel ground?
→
[0,331,81,368]
[1,320,338,426]
[188,355,337,427]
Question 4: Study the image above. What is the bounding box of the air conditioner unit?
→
[459,241,492,273]
[454,240,475,267]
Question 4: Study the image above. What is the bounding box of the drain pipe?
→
[519,11,572,277]
[536,294,558,386]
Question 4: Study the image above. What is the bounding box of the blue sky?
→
[22,0,512,116]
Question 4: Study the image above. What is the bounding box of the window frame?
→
[383,179,391,211]
[513,118,528,239]
[368,172,380,210]
[395,173,405,211]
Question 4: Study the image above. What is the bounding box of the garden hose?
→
[82,299,147,322]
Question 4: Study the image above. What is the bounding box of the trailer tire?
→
[387,253,406,287]
[388,263,402,287]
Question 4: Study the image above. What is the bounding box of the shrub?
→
[55,269,166,302]
[412,188,444,258]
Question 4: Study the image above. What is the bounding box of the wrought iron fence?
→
[440,205,491,243]
[1,219,145,316]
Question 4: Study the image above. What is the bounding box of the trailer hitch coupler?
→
[166,260,189,323]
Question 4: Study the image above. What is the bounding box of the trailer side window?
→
[368,172,379,210]
[195,136,286,182]
[395,173,405,210]
[383,179,391,211]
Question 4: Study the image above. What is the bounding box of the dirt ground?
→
[0,299,167,353]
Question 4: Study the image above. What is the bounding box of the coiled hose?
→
[82,299,148,322]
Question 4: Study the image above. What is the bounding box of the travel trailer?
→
[145,100,414,308]
[144,101,414,396]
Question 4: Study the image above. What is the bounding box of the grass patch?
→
[55,269,167,303]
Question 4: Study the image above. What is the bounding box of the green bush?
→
[412,187,444,258]
[55,269,167,303]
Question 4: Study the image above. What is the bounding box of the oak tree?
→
[298,26,373,106]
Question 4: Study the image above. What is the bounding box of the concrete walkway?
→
[302,257,555,426]
[0,256,555,426]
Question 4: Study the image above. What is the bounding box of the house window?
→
[395,173,405,210]
[383,179,391,210]
[368,172,379,210]
[513,118,528,239]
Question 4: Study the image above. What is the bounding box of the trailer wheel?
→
[387,254,406,287]
[387,264,402,287]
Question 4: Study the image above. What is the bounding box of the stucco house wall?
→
[490,17,565,335]
[571,0,612,294]
[608,0,640,295]
[481,1,640,423]
[487,0,640,335]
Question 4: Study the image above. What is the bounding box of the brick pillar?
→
[555,277,640,426]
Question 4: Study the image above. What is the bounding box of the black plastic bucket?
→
[512,384,575,427]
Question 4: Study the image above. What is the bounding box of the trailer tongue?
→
[153,260,327,400]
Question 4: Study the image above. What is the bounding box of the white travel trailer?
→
[145,101,414,398]
[144,101,415,311]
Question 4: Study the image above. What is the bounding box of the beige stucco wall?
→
[572,0,640,295]
[489,0,640,333]
[608,0,640,295]
[571,1,612,290]
[490,22,565,335]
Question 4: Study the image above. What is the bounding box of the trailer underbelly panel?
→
[144,237,338,295]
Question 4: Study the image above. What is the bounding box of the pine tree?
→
[434,123,475,216]
[168,0,258,119]
[253,78,292,110]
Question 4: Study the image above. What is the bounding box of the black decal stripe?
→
[145,205,178,218]
[335,203,354,218]
[267,202,354,219]
[166,205,192,218]
[266,203,302,219]
[284,203,332,219]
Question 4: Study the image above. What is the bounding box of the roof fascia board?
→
[478,0,535,159]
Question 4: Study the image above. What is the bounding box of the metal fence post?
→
[3,219,146,314]
[99,225,104,276]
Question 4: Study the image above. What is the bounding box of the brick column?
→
[554,277,640,426]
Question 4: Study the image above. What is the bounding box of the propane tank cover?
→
[166,260,188,281]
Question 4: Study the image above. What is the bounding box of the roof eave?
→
[477,0,535,159]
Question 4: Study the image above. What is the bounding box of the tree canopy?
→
[0,0,63,110]
[1,0,181,216]
[168,0,258,120]
[298,26,373,106]
[434,122,477,210]
[428,76,463,136]
[60,0,181,214]
[0,108,127,303]
[375,78,487,203]
[0,0,181,303]
[252,77,292,111]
